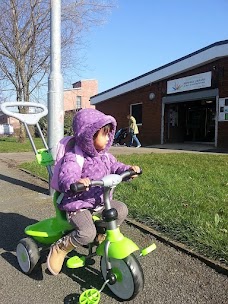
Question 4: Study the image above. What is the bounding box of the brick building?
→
[64,79,97,111]
[0,79,98,131]
[0,114,20,130]
[91,40,228,149]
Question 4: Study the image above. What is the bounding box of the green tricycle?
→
[1,101,156,303]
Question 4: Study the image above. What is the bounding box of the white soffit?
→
[91,41,228,105]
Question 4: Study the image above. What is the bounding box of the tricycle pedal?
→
[66,255,86,268]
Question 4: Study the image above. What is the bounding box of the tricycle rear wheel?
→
[16,237,40,274]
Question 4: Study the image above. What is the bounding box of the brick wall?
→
[218,122,228,148]
[96,82,162,146]
[95,58,228,148]
[64,79,97,111]
[0,79,98,131]
[0,114,20,130]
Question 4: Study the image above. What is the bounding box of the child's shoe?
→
[47,234,76,275]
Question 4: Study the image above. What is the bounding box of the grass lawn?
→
[0,137,44,152]
[1,137,228,264]
[116,153,228,265]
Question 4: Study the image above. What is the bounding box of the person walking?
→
[127,114,141,148]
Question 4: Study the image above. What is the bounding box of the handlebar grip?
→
[129,168,142,175]
[138,168,143,175]
[70,182,87,193]
[121,168,143,180]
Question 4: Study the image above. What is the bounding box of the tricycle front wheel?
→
[100,253,144,301]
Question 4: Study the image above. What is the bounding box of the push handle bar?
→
[0,101,48,125]
[70,169,142,193]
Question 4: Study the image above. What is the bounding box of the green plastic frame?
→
[96,227,139,259]
[36,148,54,166]
[25,192,73,245]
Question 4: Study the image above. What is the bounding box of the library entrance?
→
[164,99,216,143]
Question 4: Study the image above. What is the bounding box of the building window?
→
[130,103,142,124]
[76,96,81,109]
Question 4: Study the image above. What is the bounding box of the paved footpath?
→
[0,150,228,304]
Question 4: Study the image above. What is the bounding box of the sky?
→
[65,0,228,94]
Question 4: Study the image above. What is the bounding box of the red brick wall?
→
[0,114,20,130]
[64,79,97,111]
[218,122,228,148]
[95,58,228,148]
[0,80,98,131]
[96,83,162,145]
[217,58,228,97]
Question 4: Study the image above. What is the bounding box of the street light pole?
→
[48,0,64,161]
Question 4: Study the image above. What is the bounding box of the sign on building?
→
[167,72,212,94]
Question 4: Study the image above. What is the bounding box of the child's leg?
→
[47,209,96,276]
[110,200,128,225]
[69,209,97,246]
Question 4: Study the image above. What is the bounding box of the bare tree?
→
[0,0,116,141]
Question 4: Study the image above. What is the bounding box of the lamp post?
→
[48,0,64,194]
[48,0,64,162]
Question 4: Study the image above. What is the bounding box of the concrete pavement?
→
[0,143,227,167]
[0,148,228,303]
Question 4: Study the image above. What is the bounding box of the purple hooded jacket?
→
[57,108,131,212]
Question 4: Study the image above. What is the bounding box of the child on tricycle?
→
[47,108,141,276]
[1,102,156,302]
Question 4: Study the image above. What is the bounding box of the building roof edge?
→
[91,40,228,104]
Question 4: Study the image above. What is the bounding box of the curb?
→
[19,168,49,184]
[126,218,228,276]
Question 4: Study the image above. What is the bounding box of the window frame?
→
[76,96,82,109]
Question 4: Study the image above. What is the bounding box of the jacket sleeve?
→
[58,151,83,192]
[108,153,131,174]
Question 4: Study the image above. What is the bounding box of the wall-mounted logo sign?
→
[167,71,212,94]
[219,98,228,121]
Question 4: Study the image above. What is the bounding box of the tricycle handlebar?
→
[70,169,142,193]
[119,168,142,180]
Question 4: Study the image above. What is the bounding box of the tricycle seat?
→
[25,217,73,245]
[25,192,73,245]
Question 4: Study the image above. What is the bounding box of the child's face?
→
[94,129,110,151]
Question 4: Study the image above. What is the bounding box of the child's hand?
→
[130,165,141,178]
[78,178,90,190]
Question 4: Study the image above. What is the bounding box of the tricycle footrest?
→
[140,243,156,256]
[67,255,86,268]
